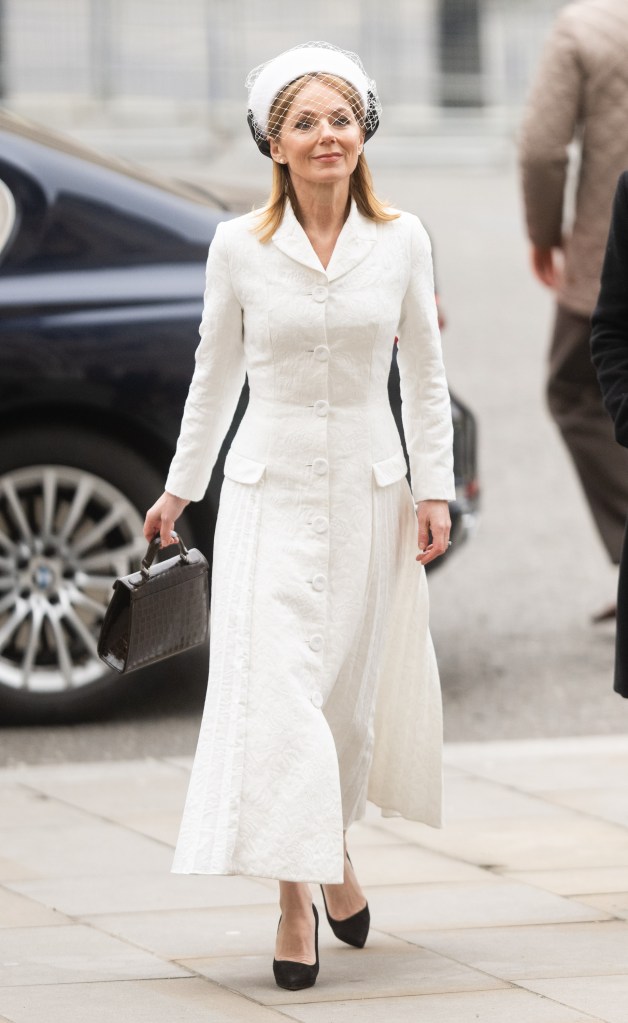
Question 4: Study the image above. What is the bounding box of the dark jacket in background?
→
[591,172,628,697]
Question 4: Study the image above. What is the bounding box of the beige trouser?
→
[547,304,628,564]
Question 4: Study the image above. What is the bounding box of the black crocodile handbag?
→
[98,533,209,674]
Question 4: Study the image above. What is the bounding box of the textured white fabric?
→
[247,43,371,137]
[168,201,455,883]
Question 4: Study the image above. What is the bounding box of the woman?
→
[591,171,628,698]
[144,42,455,991]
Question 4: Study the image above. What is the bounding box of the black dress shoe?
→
[273,903,319,991]
[320,885,370,948]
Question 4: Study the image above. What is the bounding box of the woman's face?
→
[270,78,364,187]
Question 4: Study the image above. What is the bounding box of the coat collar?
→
[271,198,377,282]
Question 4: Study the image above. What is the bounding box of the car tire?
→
[0,426,199,722]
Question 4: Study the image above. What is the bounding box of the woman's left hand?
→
[416,500,451,566]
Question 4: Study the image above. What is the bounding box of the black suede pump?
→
[273,903,320,991]
[320,885,370,948]
[320,850,370,948]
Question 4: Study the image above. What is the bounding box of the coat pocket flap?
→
[372,448,408,487]
[224,450,266,484]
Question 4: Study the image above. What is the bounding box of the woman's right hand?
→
[143,491,190,547]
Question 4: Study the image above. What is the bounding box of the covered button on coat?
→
[166,200,455,883]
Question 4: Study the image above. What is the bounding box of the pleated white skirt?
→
[172,457,442,884]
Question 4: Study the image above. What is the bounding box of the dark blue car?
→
[0,111,478,721]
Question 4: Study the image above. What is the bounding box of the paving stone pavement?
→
[2,736,628,1021]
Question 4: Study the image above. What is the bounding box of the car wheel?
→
[0,427,194,722]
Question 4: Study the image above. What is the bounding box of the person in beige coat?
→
[519,0,628,613]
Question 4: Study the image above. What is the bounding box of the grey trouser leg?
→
[547,303,628,564]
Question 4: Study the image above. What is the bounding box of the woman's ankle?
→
[279,881,312,915]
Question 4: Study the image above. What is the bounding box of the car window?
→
[0,179,17,261]
[0,109,226,211]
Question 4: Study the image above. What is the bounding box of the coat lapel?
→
[325,201,377,282]
[271,199,378,281]
[271,201,325,275]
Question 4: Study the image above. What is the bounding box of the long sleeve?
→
[165,222,246,501]
[518,11,583,249]
[396,216,455,503]
[591,173,628,448]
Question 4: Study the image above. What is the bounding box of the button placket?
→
[305,279,330,709]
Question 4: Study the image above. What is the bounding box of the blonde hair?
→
[252,73,399,243]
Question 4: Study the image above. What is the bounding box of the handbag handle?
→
[140,531,190,581]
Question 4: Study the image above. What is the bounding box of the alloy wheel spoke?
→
[66,585,109,617]
[45,606,75,688]
[41,469,58,540]
[58,477,92,544]
[20,600,45,688]
[59,603,99,659]
[1,479,32,544]
[77,538,145,573]
[72,501,128,556]
[0,589,17,615]
[0,529,18,555]
[0,601,30,653]
[74,572,117,592]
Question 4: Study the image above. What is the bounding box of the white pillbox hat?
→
[246,42,380,155]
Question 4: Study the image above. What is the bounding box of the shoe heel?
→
[273,903,320,991]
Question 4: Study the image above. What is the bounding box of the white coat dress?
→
[166,199,455,884]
